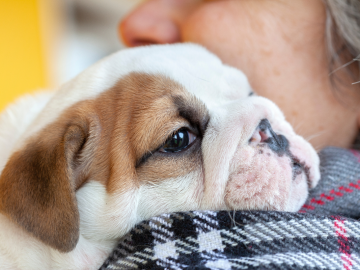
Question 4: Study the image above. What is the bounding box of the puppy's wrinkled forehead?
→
[22,44,250,142]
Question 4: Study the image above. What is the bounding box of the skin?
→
[119,0,360,150]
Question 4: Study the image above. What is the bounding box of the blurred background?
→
[0,0,141,112]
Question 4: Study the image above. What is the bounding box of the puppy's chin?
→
[224,144,310,211]
[225,146,292,211]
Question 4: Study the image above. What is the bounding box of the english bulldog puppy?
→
[0,44,320,270]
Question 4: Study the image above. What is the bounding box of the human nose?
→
[119,0,182,47]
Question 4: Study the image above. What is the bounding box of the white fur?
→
[0,44,320,269]
[138,171,204,220]
[0,92,54,172]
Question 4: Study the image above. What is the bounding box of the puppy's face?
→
[0,44,320,254]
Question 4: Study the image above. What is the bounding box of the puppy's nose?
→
[253,119,289,155]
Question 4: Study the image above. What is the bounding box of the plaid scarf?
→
[99,147,360,270]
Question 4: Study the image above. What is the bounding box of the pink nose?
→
[119,0,181,47]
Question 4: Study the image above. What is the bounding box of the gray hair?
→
[326,0,360,84]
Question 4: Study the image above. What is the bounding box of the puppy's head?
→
[200,96,320,212]
[0,44,320,253]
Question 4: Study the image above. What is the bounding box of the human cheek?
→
[181,1,246,62]
[181,1,274,82]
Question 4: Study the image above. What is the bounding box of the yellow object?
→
[0,0,48,112]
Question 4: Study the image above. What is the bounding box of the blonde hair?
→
[326,0,360,83]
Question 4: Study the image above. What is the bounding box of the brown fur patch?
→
[94,73,209,192]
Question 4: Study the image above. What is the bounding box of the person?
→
[119,0,360,151]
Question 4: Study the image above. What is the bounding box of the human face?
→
[120,0,360,150]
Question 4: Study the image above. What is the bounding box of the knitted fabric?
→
[99,147,360,270]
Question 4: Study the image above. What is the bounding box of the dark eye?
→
[159,128,196,153]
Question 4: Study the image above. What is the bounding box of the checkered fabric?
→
[99,147,360,270]
[300,147,360,218]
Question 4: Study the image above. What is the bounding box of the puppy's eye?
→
[159,128,196,153]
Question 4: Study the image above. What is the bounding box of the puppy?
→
[0,44,320,270]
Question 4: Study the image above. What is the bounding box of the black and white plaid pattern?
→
[100,147,360,270]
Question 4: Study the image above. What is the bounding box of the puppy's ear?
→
[0,114,96,252]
